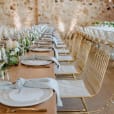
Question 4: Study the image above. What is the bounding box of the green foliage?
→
[8,56,19,66]
[93,21,114,27]
[5,48,19,66]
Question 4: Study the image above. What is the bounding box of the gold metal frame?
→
[57,97,102,114]
[55,73,77,79]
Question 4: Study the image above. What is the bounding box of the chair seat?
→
[56,44,67,48]
[56,39,62,42]
[57,41,64,45]
[57,80,90,97]
[57,49,70,54]
[58,55,74,62]
[54,65,78,75]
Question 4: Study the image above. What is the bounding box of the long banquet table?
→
[88,26,114,32]
[81,26,114,46]
[0,50,57,114]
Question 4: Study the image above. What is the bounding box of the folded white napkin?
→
[52,36,58,46]
[52,47,59,60]
[14,78,63,106]
[51,57,60,69]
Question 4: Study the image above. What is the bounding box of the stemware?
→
[0,69,10,82]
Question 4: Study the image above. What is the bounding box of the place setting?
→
[20,55,60,68]
[0,77,63,111]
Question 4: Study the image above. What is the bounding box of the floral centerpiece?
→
[19,29,41,53]
[5,39,20,66]
[0,24,48,80]
[0,44,9,80]
[19,37,31,53]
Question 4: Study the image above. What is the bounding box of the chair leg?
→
[73,73,76,79]
[57,97,88,113]
[58,97,101,114]
[81,97,89,114]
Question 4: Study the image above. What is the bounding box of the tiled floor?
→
[58,61,114,114]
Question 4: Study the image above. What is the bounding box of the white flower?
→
[6,39,13,49]
[1,47,8,63]
[10,47,20,56]
[12,41,19,48]
[15,48,19,53]
[10,51,16,56]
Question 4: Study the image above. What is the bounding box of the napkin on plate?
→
[52,36,58,47]
[52,47,59,60]
[51,57,60,70]
[21,55,60,69]
[14,78,63,106]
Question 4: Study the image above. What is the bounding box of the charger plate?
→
[0,87,53,107]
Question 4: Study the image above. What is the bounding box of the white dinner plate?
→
[0,87,53,107]
[21,60,52,66]
[21,55,52,66]
[31,48,51,52]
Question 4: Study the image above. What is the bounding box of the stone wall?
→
[0,0,114,32]
[0,0,38,29]
[38,0,114,33]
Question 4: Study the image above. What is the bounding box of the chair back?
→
[67,30,74,47]
[68,32,76,51]
[64,31,70,44]
[76,38,92,71]
[83,45,110,95]
[71,32,83,59]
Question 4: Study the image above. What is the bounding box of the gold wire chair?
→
[65,30,74,47]
[71,32,83,60]
[55,38,92,79]
[57,32,83,63]
[75,38,92,73]
[57,44,110,113]
[57,32,77,63]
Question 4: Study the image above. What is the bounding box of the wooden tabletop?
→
[0,50,57,114]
